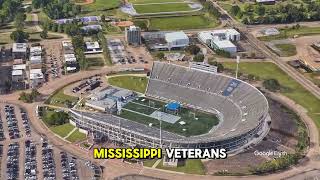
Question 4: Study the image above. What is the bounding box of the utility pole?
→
[236,55,240,79]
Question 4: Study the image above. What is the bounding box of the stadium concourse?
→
[70,62,271,153]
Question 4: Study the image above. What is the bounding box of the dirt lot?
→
[203,97,300,175]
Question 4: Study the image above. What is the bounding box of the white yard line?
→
[64,127,77,139]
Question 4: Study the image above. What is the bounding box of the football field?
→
[115,97,219,137]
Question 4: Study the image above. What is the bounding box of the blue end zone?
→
[223,79,241,96]
[166,102,181,111]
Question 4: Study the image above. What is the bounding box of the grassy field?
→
[274,43,297,57]
[116,97,219,137]
[134,3,192,14]
[143,159,159,167]
[66,129,87,142]
[148,15,218,30]
[81,0,120,12]
[157,159,205,175]
[259,26,320,41]
[0,32,13,45]
[47,88,79,107]
[87,57,105,68]
[50,123,75,138]
[130,0,184,4]
[107,75,148,93]
[223,62,320,130]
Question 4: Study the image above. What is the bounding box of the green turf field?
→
[82,0,120,11]
[258,26,320,41]
[107,75,148,93]
[47,88,79,107]
[274,43,297,57]
[116,97,219,137]
[223,62,320,131]
[50,123,75,138]
[134,3,192,14]
[149,15,218,30]
[130,0,183,4]
[157,159,205,175]
[66,129,87,142]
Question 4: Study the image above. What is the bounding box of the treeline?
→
[97,32,111,65]
[32,0,81,19]
[250,153,301,174]
[72,35,87,70]
[198,0,221,18]
[230,2,320,25]
[43,21,81,36]
[0,0,23,24]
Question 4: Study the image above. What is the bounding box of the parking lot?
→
[43,41,64,82]
[0,104,102,180]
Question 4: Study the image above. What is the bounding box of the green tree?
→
[155,52,165,60]
[10,30,29,43]
[40,29,48,39]
[185,45,200,55]
[255,4,266,16]
[230,5,241,17]
[193,54,204,62]
[14,12,26,30]
[263,79,281,92]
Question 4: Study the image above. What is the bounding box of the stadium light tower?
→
[236,56,240,79]
[158,111,162,148]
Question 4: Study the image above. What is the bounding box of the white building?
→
[64,54,77,63]
[12,43,28,59]
[198,29,240,54]
[211,40,237,53]
[29,69,44,88]
[85,41,103,54]
[30,46,42,56]
[165,31,189,50]
[30,55,42,65]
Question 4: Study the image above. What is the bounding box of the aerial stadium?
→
[70,62,271,153]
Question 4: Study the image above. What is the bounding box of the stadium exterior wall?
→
[69,110,269,152]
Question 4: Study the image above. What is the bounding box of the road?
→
[1,4,320,179]
[211,1,320,99]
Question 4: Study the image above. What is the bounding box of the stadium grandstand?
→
[70,62,270,153]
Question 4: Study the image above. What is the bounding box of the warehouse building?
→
[165,31,189,50]
[29,69,44,88]
[85,41,103,54]
[143,31,189,51]
[12,43,28,59]
[198,29,240,54]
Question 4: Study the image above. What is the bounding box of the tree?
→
[40,29,48,39]
[26,6,32,13]
[263,79,281,92]
[193,54,204,62]
[255,4,266,16]
[14,12,26,30]
[185,45,200,55]
[155,52,165,60]
[230,5,241,17]
[101,14,106,23]
[10,30,29,43]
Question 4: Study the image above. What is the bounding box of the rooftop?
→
[12,64,26,70]
[12,43,27,53]
[212,39,236,48]
[12,70,23,76]
[165,31,188,42]
[85,42,100,49]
